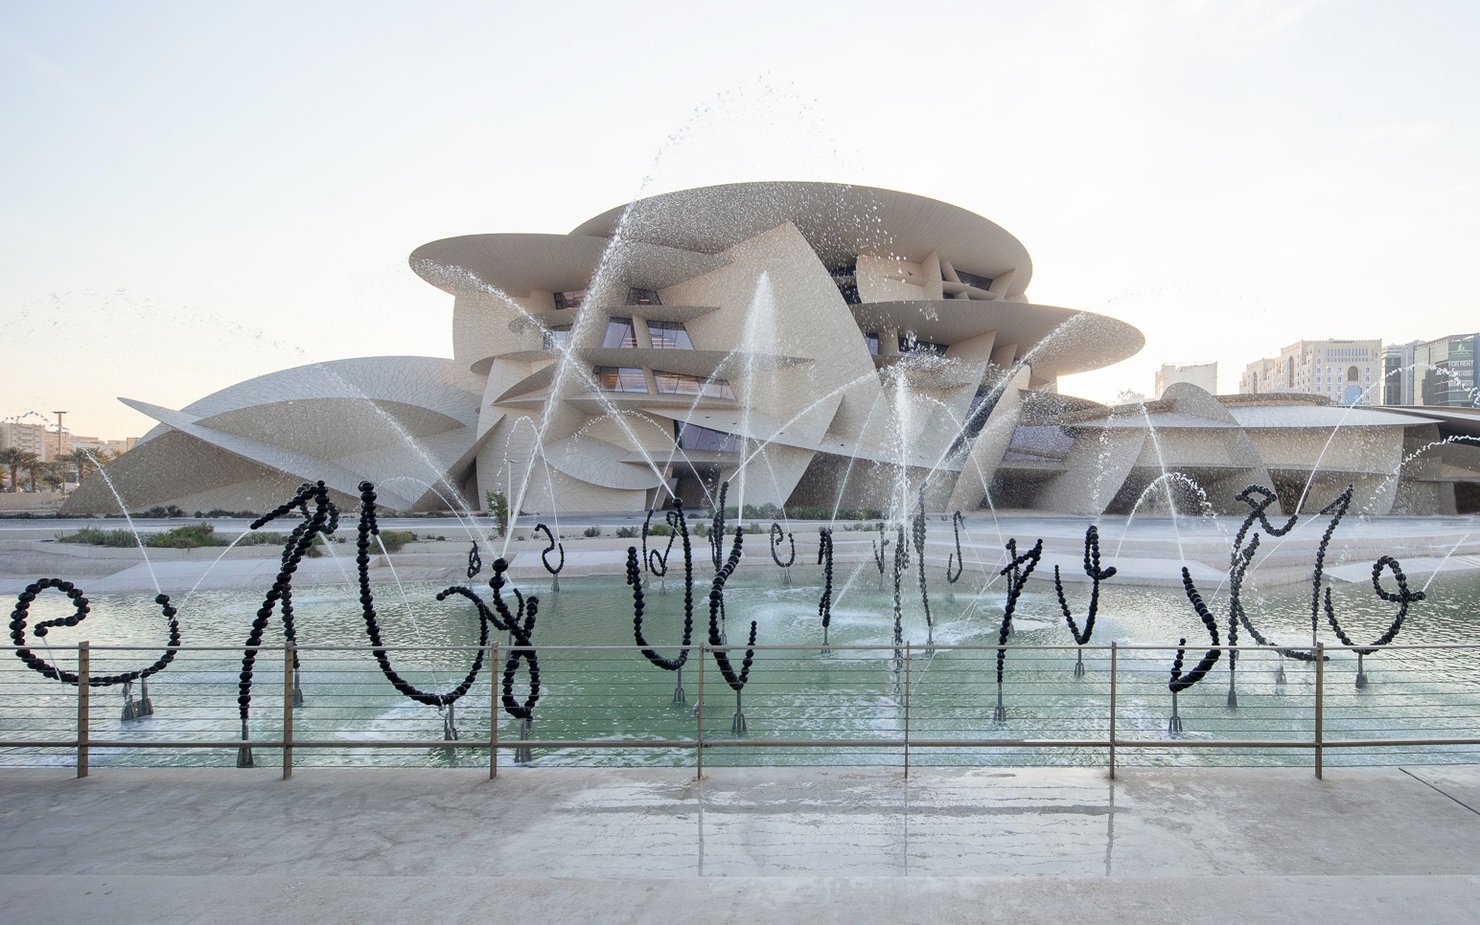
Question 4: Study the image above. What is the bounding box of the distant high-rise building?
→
[1379,335,1479,407]
[1414,333,1479,407]
[1240,339,1383,406]
[1155,361,1217,398]
[1383,340,1422,405]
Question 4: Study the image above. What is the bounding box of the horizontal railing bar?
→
[1323,738,1480,748]
[1111,739,1317,749]
[3,736,1473,752]
[15,641,1480,654]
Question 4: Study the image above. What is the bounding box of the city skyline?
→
[4,1,1478,437]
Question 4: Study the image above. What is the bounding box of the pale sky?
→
[3,0,1476,439]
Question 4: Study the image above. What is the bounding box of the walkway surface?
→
[2,764,1479,923]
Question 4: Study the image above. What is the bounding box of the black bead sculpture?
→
[642,508,676,594]
[706,526,754,734]
[708,482,729,572]
[1224,486,1303,699]
[356,482,502,746]
[1168,565,1224,734]
[1313,488,1424,688]
[911,487,935,647]
[534,523,564,593]
[466,542,482,580]
[993,538,1043,722]
[1329,557,1424,688]
[9,579,180,722]
[627,499,695,705]
[871,522,890,591]
[1053,525,1117,678]
[237,481,339,766]
[817,527,834,652]
[708,482,730,644]
[769,522,796,586]
[946,511,965,585]
[890,523,908,676]
[488,557,541,763]
[1178,484,1304,718]
[1167,482,1424,731]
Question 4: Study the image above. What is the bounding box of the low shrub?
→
[615,526,638,538]
[375,530,418,553]
[54,527,140,547]
[582,525,602,538]
[145,523,225,548]
[233,531,292,548]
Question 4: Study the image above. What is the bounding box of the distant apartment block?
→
[1240,339,1383,406]
[0,422,137,461]
[0,422,55,460]
[1154,362,1217,398]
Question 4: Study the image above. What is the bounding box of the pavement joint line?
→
[1399,766,1480,818]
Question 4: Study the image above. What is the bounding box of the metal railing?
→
[4,641,1480,779]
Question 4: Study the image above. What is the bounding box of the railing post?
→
[1315,642,1325,780]
[76,641,89,779]
[696,644,705,781]
[1109,642,1118,781]
[282,643,294,780]
[489,641,499,780]
[903,641,911,779]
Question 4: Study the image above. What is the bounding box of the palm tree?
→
[20,453,43,492]
[37,461,63,492]
[0,448,28,492]
[64,448,97,485]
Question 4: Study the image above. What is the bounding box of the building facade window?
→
[554,289,587,311]
[602,317,638,349]
[673,421,743,453]
[542,326,571,350]
[1347,366,1359,382]
[653,370,735,400]
[829,261,860,305]
[864,332,879,355]
[627,288,661,306]
[957,269,994,290]
[899,333,948,356]
[647,321,694,350]
[594,366,647,392]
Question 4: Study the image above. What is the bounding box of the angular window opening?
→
[554,289,587,311]
[899,333,947,356]
[627,288,662,306]
[864,332,879,356]
[653,370,735,400]
[829,261,860,305]
[648,321,694,350]
[673,420,743,453]
[594,366,647,393]
[956,269,994,291]
[542,326,571,350]
[1347,366,1359,382]
[602,317,638,349]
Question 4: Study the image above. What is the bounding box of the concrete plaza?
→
[1,764,1478,923]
